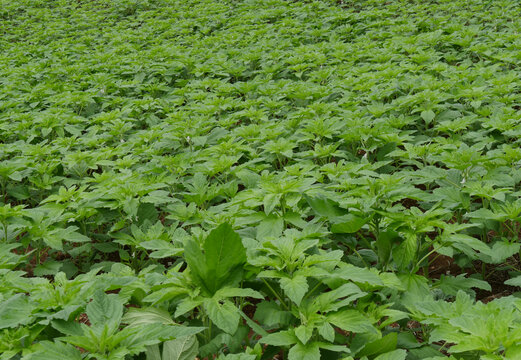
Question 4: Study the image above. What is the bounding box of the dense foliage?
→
[2,0,521,359]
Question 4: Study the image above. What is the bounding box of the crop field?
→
[2,0,521,359]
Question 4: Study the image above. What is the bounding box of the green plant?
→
[2,0,521,358]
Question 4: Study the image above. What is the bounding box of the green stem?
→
[81,220,87,235]
[262,278,290,311]
[2,221,7,242]
[1,181,5,204]
[199,306,212,343]
[208,316,212,341]
[358,232,374,251]
[304,281,322,300]
[351,246,370,268]
[415,242,447,274]
[503,221,516,240]
[280,195,286,219]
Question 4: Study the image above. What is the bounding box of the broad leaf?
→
[280,275,308,306]
[122,307,175,327]
[327,310,376,334]
[334,264,383,286]
[0,294,33,329]
[204,298,240,334]
[374,349,407,360]
[505,275,521,287]
[330,214,366,234]
[305,194,344,218]
[288,342,320,360]
[86,290,123,330]
[357,332,397,358]
[185,223,246,295]
[392,232,417,269]
[260,330,298,346]
[26,341,82,360]
[162,335,199,360]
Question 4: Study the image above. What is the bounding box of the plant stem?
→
[2,221,7,242]
[262,278,290,311]
[416,243,447,273]
[304,280,322,300]
[351,246,370,268]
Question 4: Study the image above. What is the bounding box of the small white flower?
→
[186,136,191,143]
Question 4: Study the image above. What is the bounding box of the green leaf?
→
[217,354,256,360]
[254,301,292,328]
[33,260,63,276]
[280,275,308,306]
[0,294,33,329]
[204,298,240,334]
[161,335,199,360]
[185,223,246,295]
[146,344,162,360]
[295,324,314,345]
[51,320,83,336]
[392,232,417,269]
[122,307,175,327]
[184,239,209,291]
[327,310,376,334]
[67,230,90,243]
[331,214,366,233]
[145,286,190,306]
[420,110,435,124]
[140,240,183,258]
[374,349,407,360]
[263,193,281,215]
[505,344,521,359]
[8,172,22,182]
[398,273,431,300]
[376,230,396,265]
[314,283,365,312]
[174,298,204,318]
[288,342,320,360]
[41,234,64,251]
[357,332,397,358]
[238,308,269,337]
[260,330,298,346]
[436,274,491,296]
[334,264,383,286]
[214,287,264,300]
[120,324,204,354]
[204,223,246,288]
[26,341,82,360]
[257,214,284,240]
[407,346,443,359]
[506,275,521,287]
[139,197,165,217]
[484,241,520,264]
[449,233,491,254]
[316,342,349,353]
[86,290,123,329]
[305,194,344,218]
[318,322,335,342]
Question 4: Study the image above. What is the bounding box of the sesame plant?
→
[2,0,521,359]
